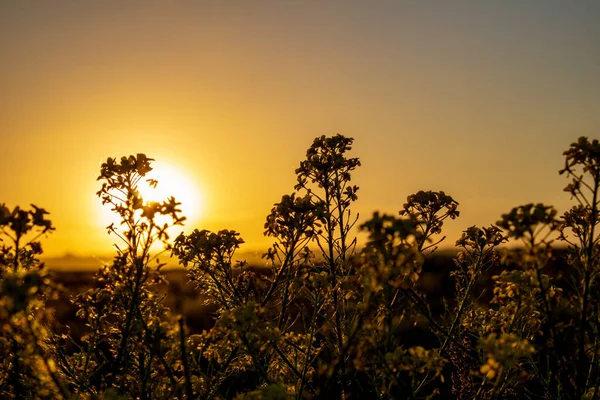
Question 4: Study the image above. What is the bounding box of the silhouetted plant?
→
[54,154,187,398]
[5,134,600,399]
[354,212,443,399]
[558,137,600,399]
[0,204,65,398]
[446,225,507,399]
[293,134,361,396]
[400,190,460,255]
[172,193,324,397]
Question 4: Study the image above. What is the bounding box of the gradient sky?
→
[1,1,599,258]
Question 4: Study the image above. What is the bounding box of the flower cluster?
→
[479,333,535,380]
[5,135,600,399]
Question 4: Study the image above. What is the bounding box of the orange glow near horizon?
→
[95,159,205,252]
[97,160,204,228]
[1,2,599,260]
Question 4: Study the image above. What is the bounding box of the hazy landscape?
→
[3,135,599,399]
[2,1,600,399]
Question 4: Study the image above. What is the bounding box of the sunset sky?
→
[1,1,599,260]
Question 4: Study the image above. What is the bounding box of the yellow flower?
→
[480,357,501,380]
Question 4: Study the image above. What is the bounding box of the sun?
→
[95,159,204,241]
[136,160,203,224]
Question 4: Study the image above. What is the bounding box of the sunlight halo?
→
[96,158,204,238]
[137,160,203,225]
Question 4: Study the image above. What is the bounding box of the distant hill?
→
[41,249,271,271]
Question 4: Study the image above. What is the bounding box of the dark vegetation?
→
[1,135,600,399]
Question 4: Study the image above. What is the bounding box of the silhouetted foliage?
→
[2,135,600,399]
